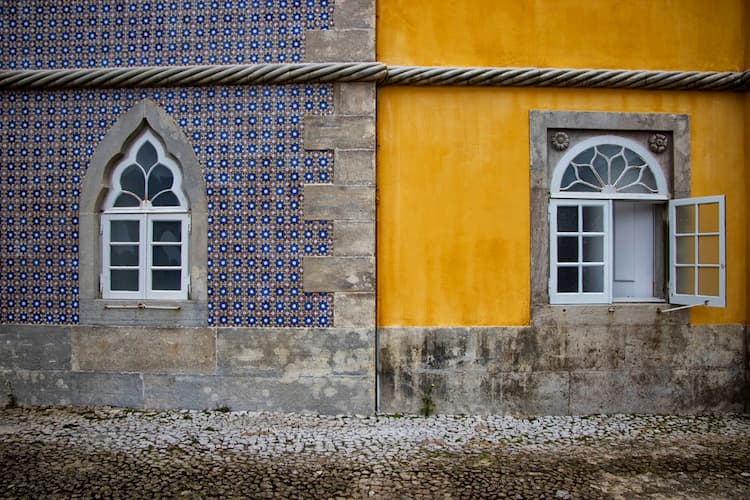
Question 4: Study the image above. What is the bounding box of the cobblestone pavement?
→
[0,407,749,499]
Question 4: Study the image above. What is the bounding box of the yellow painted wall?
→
[378,88,747,326]
[377,0,746,72]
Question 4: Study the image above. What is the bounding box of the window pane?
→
[675,236,695,264]
[698,235,719,265]
[153,270,181,290]
[557,236,578,262]
[557,267,578,293]
[582,266,604,293]
[114,193,140,207]
[152,192,180,207]
[153,221,181,242]
[147,163,174,200]
[153,245,181,266]
[676,267,695,295]
[111,269,139,291]
[110,220,140,242]
[675,205,694,234]
[557,206,578,232]
[110,245,139,266]
[610,154,626,185]
[120,164,145,199]
[698,267,720,296]
[582,236,603,262]
[582,206,603,232]
[698,203,719,233]
[137,140,158,169]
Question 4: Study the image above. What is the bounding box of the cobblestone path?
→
[1,407,749,498]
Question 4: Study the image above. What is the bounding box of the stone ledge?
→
[303,115,375,150]
[303,184,375,221]
[303,256,375,292]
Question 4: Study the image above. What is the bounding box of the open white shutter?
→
[668,195,725,307]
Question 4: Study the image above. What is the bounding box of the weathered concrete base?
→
[0,325,375,414]
[379,324,748,416]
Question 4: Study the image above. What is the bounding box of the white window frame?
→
[549,199,611,304]
[101,213,189,300]
[668,195,726,307]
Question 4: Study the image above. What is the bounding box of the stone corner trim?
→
[303,256,375,293]
[305,0,374,63]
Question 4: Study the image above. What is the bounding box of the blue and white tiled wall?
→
[0,1,338,327]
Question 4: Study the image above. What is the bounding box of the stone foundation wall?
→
[0,325,374,414]
[379,312,749,415]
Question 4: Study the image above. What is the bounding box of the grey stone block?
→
[334,221,375,255]
[334,149,375,186]
[216,327,374,377]
[303,256,375,292]
[500,371,570,416]
[0,326,71,371]
[335,82,376,115]
[499,326,565,372]
[566,326,625,370]
[304,184,375,221]
[333,0,375,29]
[142,374,373,414]
[334,293,375,328]
[690,368,746,413]
[569,370,629,414]
[624,369,693,414]
[303,115,375,150]
[305,29,374,62]
[0,370,143,407]
[71,326,216,374]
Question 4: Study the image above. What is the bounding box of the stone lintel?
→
[303,115,375,150]
[303,184,375,221]
[305,29,374,62]
[303,256,375,292]
[334,221,375,256]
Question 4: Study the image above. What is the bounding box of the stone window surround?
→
[79,99,208,327]
[529,110,691,324]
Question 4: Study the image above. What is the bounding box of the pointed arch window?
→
[101,129,190,300]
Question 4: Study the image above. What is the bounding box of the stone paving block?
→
[0,326,71,371]
[71,326,216,374]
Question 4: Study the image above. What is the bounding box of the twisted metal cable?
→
[384,66,750,91]
[0,62,387,90]
[0,62,748,92]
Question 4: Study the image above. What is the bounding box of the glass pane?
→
[582,266,604,293]
[153,245,181,266]
[698,203,719,233]
[675,205,695,234]
[153,221,181,242]
[675,236,695,265]
[578,164,600,188]
[557,206,578,232]
[597,144,621,157]
[152,191,180,207]
[610,154,626,185]
[617,167,640,189]
[147,163,174,200]
[120,164,145,200]
[698,267,720,296]
[698,235,719,265]
[110,245,138,266]
[114,193,140,208]
[111,269,139,291]
[582,236,603,262]
[557,236,578,262]
[152,270,181,290]
[137,140,158,169]
[676,267,695,295]
[591,152,608,184]
[557,267,578,293]
[110,220,140,242]
[582,206,603,232]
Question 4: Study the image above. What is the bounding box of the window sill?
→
[531,302,688,328]
[79,298,207,327]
